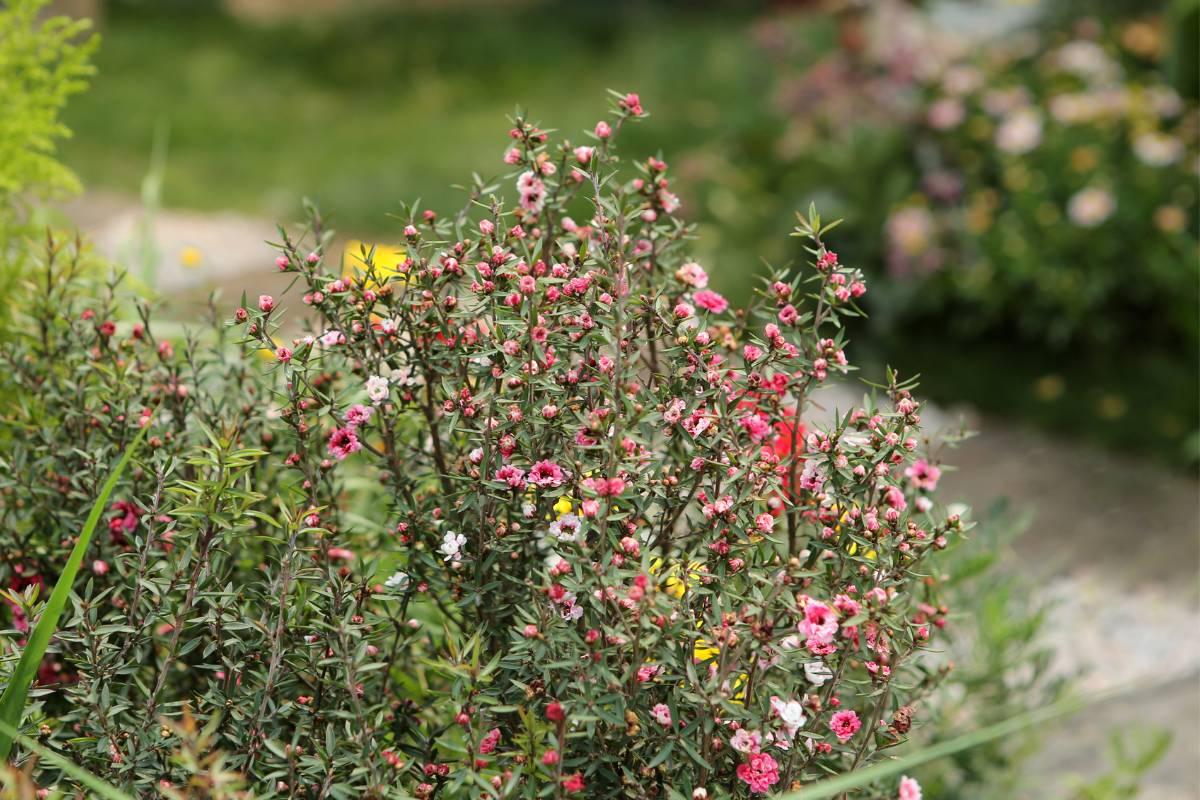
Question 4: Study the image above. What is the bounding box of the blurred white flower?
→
[1067,186,1116,227]
[1054,40,1119,83]
[384,570,410,590]
[940,64,983,96]
[927,97,965,130]
[887,206,935,257]
[1133,131,1183,167]
[995,108,1042,154]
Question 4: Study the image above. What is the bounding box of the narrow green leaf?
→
[781,686,1133,799]
[0,424,147,761]
[0,718,134,799]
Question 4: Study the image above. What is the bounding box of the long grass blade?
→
[0,425,148,761]
[0,717,134,799]
[781,686,1132,799]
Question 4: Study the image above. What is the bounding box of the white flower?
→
[1133,131,1183,167]
[994,108,1042,155]
[1067,186,1116,228]
[729,728,761,754]
[804,661,833,687]
[770,696,807,740]
[384,570,410,590]
[366,375,390,404]
[548,513,583,543]
[439,531,467,561]
[1054,40,1118,83]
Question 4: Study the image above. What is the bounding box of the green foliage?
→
[0,0,98,348]
[0,426,145,761]
[0,0,97,238]
[1065,728,1173,800]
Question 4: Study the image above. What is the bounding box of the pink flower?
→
[829,709,862,742]
[344,404,373,427]
[675,261,708,287]
[327,427,362,460]
[736,752,780,794]
[650,703,672,727]
[730,728,762,754]
[595,120,612,139]
[898,776,922,800]
[275,347,292,363]
[529,459,566,488]
[693,289,728,314]
[801,601,839,646]
[91,560,109,576]
[494,465,526,489]
[479,728,501,755]
[517,170,546,213]
[258,294,274,312]
[904,459,941,491]
[561,773,585,794]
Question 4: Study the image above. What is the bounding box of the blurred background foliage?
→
[45,0,1200,467]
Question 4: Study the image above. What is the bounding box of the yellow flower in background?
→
[1034,374,1065,402]
[845,541,877,560]
[693,638,720,663]
[1070,145,1100,173]
[649,558,703,599]
[344,240,408,292]
[729,671,748,704]
[180,246,202,269]
[256,336,282,362]
[553,496,574,517]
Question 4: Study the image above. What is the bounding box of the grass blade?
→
[0,718,134,799]
[780,686,1132,799]
[0,424,148,762]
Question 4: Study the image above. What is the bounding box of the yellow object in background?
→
[344,240,408,292]
[180,246,203,268]
[553,496,574,517]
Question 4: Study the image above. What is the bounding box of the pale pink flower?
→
[899,776,922,800]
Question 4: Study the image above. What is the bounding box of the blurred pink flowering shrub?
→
[885,17,1199,348]
[227,92,969,798]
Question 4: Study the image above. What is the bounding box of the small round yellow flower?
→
[180,246,203,269]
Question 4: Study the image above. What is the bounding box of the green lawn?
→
[62,2,793,272]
